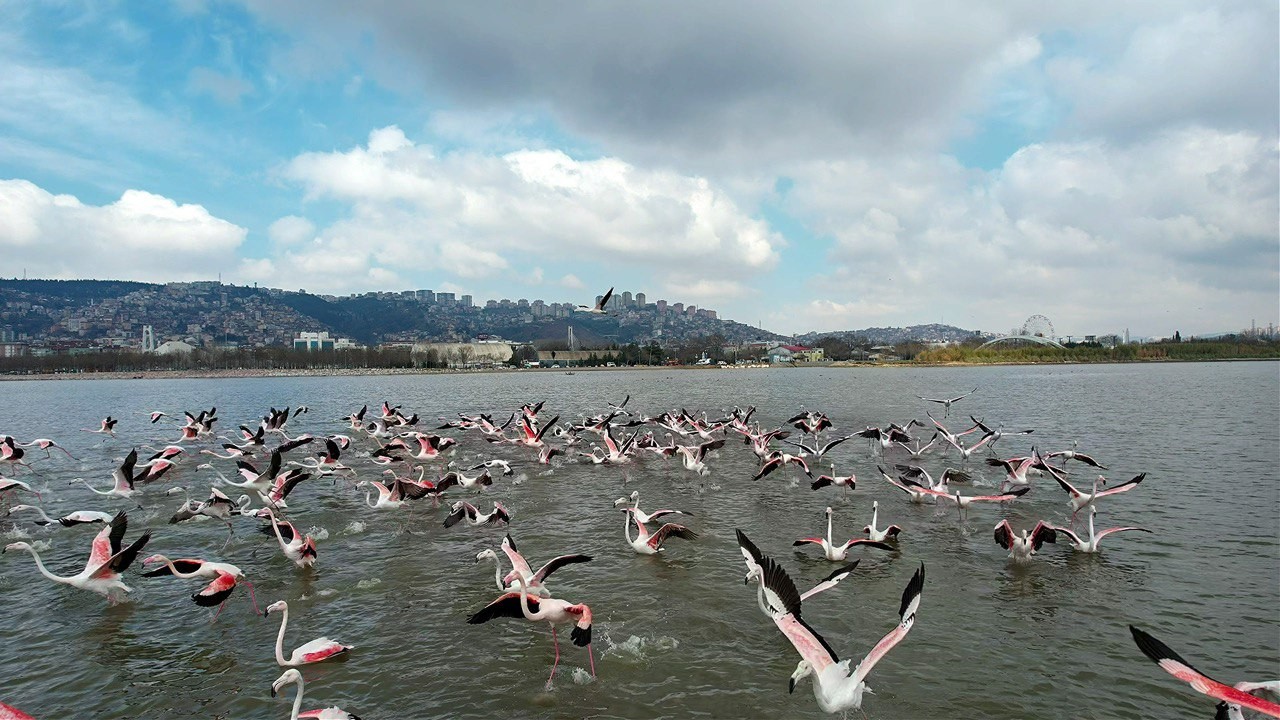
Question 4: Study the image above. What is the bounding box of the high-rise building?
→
[622,291,633,307]
[416,289,435,303]
[686,305,697,316]
[436,292,456,304]
[656,299,667,314]
[460,295,473,307]
[635,292,646,307]
[672,302,684,314]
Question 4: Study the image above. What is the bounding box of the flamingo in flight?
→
[141,554,259,618]
[992,520,1057,563]
[622,507,698,555]
[737,530,860,610]
[753,450,812,481]
[1045,440,1108,469]
[793,507,894,561]
[82,416,118,435]
[899,478,1030,520]
[266,600,354,667]
[271,669,360,720]
[783,433,854,460]
[7,504,112,527]
[0,478,40,501]
[810,464,856,493]
[1052,472,1146,527]
[14,437,75,460]
[475,532,592,598]
[752,545,926,713]
[1049,507,1152,553]
[878,466,934,504]
[675,437,725,475]
[443,500,510,528]
[917,387,977,416]
[2,510,150,600]
[1130,626,1280,718]
[573,286,613,314]
[467,573,595,684]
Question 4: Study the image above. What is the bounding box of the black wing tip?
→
[820,561,859,583]
[1129,625,1191,669]
[898,563,925,618]
[571,623,592,647]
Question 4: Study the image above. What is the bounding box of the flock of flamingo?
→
[0,385,1275,719]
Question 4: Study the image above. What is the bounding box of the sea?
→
[0,361,1276,719]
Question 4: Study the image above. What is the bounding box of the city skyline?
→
[0,3,1275,337]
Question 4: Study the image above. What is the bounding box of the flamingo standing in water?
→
[2,511,150,600]
[1130,626,1280,718]
[265,600,354,666]
[271,669,359,720]
[992,520,1057,563]
[862,501,903,542]
[793,507,894,561]
[467,573,595,684]
[259,509,317,568]
[1049,507,1152,553]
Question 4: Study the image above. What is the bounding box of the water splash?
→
[356,577,381,590]
[308,526,330,540]
[571,667,595,684]
[602,633,680,661]
[343,521,367,535]
[3,527,31,540]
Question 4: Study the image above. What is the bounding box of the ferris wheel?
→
[1021,314,1055,340]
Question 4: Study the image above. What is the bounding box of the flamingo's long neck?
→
[871,504,879,530]
[487,555,504,590]
[75,478,111,496]
[15,505,54,524]
[274,606,290,666]
[1087,512,1097,545]
[825,512,833,547]
[363,489,377,508]
[155,556,203,579]
[287,673,305,720]
[12,545,74,584]
[512,575,538,621]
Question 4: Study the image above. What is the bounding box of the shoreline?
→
[0,356,1274,382]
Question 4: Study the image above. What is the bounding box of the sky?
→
[0,1,1275,338]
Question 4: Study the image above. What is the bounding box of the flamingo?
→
[7,504,112,527]
[894,432,941,459]
[271,669,359,720]
[675,438,725,475]
[265,600,354,666]
[862,501,902,542]
[1045,440,1108,469]
[81,416,118,435]
[0,703,35,720]
[967,415,1033,450]
[810,464,856,493]
[573,286,613,314]
[943,430,996,461]
[1130,626,1280,718]
[14,438,75,460]
[0,478,40,500]
[466,573,595,684]
[443,500,510,528]
[1049,507,1152,553]
[2,511,150,600]
[905,476,1030,517]
[356,480,406,510]
[792,507,894,561]
[754,549,925,713]
[71,449,141,499]
[753,450,812,481]
[475,533,592,598]
[737,530,860,609]
[786,410,833,436]
[894,464,972,493]
[1052,472,1146,527]
[612,490,690,525]
[260,509,317,568]
[917,387,977,416]
[622,507,698,555]
[140,554,259,618]
[436,470,494,493]
[877,466,934,504]
[199,444,254,460]
[992,520,1058,563]
[783,433,855,460]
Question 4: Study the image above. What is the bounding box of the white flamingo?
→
[265,600,354,666]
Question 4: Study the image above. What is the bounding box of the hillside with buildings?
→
[0,279,782,357]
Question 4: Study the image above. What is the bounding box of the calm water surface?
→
[0,362,1277,719]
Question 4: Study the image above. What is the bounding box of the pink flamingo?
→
[265,600,354,666]
[2,511,150,601]
[1130,626,1280,718]
[271,669,359,719]
[467,573,595,684]
[140,554,260,619]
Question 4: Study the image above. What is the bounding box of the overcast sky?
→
[0,1,1275,337]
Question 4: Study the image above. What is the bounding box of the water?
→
[0,362,1276,719]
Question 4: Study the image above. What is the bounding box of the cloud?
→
[0,179,246,281]
[267,215,314,246]
[777,126,1278,335]
[251,126,782,294]
[559,273,585,289]
[188,66,253,106]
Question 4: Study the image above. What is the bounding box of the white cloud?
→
[777,126,1278,335]
[0,179,246,281]
[559,273,585,289]
[267,215,315,246]
[254,126,782,295]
